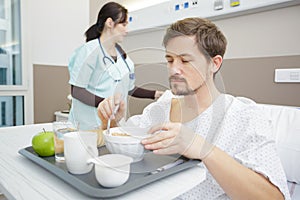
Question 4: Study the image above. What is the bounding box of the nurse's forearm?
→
[129,86,156,99]
[71,85,104,107]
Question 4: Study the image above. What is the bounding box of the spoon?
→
[107,104,119,135]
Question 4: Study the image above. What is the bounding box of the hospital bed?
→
[158,90,300,199]
[259,103,300,199]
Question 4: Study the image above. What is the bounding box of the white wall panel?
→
[30,0,89,66]
[128,0,300,33]
[124,5,300,63]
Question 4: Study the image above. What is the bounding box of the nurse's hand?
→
[154,90,164,100]
[97,95,126,129]
[141,122,214,160]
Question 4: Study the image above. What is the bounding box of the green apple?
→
[32,130,55,157]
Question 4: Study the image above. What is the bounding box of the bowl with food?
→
[103,127,149,162]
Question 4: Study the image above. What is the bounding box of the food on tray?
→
[54,135,64,153]
[53,128,75,154]
[32,129,55,157]
[86,128,105,147]
[104,127,145,162]
[111,132,130,137]
[57,127,76,133]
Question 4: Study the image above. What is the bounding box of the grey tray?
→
[19,146,200,198]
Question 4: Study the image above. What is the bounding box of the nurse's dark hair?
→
[163,17,227,61]
[85,2,127,58]
[85,2,127,41]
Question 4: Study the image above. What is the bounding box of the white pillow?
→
[259,104,300,183]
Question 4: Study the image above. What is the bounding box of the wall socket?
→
[190,0,199,8]
[275,68,300,83]
[214,0,224,10]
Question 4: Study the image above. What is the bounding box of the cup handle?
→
[86,146,98,165]
[90,146,98,157]
[86,146,98,157]
[87,158,96,165]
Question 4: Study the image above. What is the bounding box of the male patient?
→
[98,17,290,199]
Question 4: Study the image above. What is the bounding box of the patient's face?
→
[165,35,211,95]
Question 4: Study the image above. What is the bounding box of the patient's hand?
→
[141,122,213,160]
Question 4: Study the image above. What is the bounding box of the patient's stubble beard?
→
[169,76,205,96]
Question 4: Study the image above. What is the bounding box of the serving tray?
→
[19,146,200,198]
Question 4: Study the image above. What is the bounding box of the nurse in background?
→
[68,2,163,130]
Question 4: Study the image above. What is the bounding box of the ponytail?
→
[85,24,100,42]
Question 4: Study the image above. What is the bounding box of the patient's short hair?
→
[163,17,227,61]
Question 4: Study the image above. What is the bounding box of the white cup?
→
[88,154,133,187]
[64,131,98,174]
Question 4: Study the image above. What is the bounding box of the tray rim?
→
[19,146,201,198]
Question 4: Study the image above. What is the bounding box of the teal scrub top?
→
[68,39,135,130]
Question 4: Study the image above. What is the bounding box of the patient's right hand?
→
[141,122,212,160]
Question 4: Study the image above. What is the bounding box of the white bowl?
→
[103,127,149,162]
[88,154,133,187]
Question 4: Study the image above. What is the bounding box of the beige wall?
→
[33,65,70,123]
[219,55,300,106]
[33,55,300,124]
[129,55,300,115]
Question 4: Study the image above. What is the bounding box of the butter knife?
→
[150,159,185,175]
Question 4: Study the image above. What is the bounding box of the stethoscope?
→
[98,38,135,82]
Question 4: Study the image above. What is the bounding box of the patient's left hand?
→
[141,122,211,160]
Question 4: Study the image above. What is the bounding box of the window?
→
[0,0,26,127]
[1,101,5,125]
[0,96,23,126]
[0,68,6,84]
[0,0,5,19]
[0,0,22,86]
